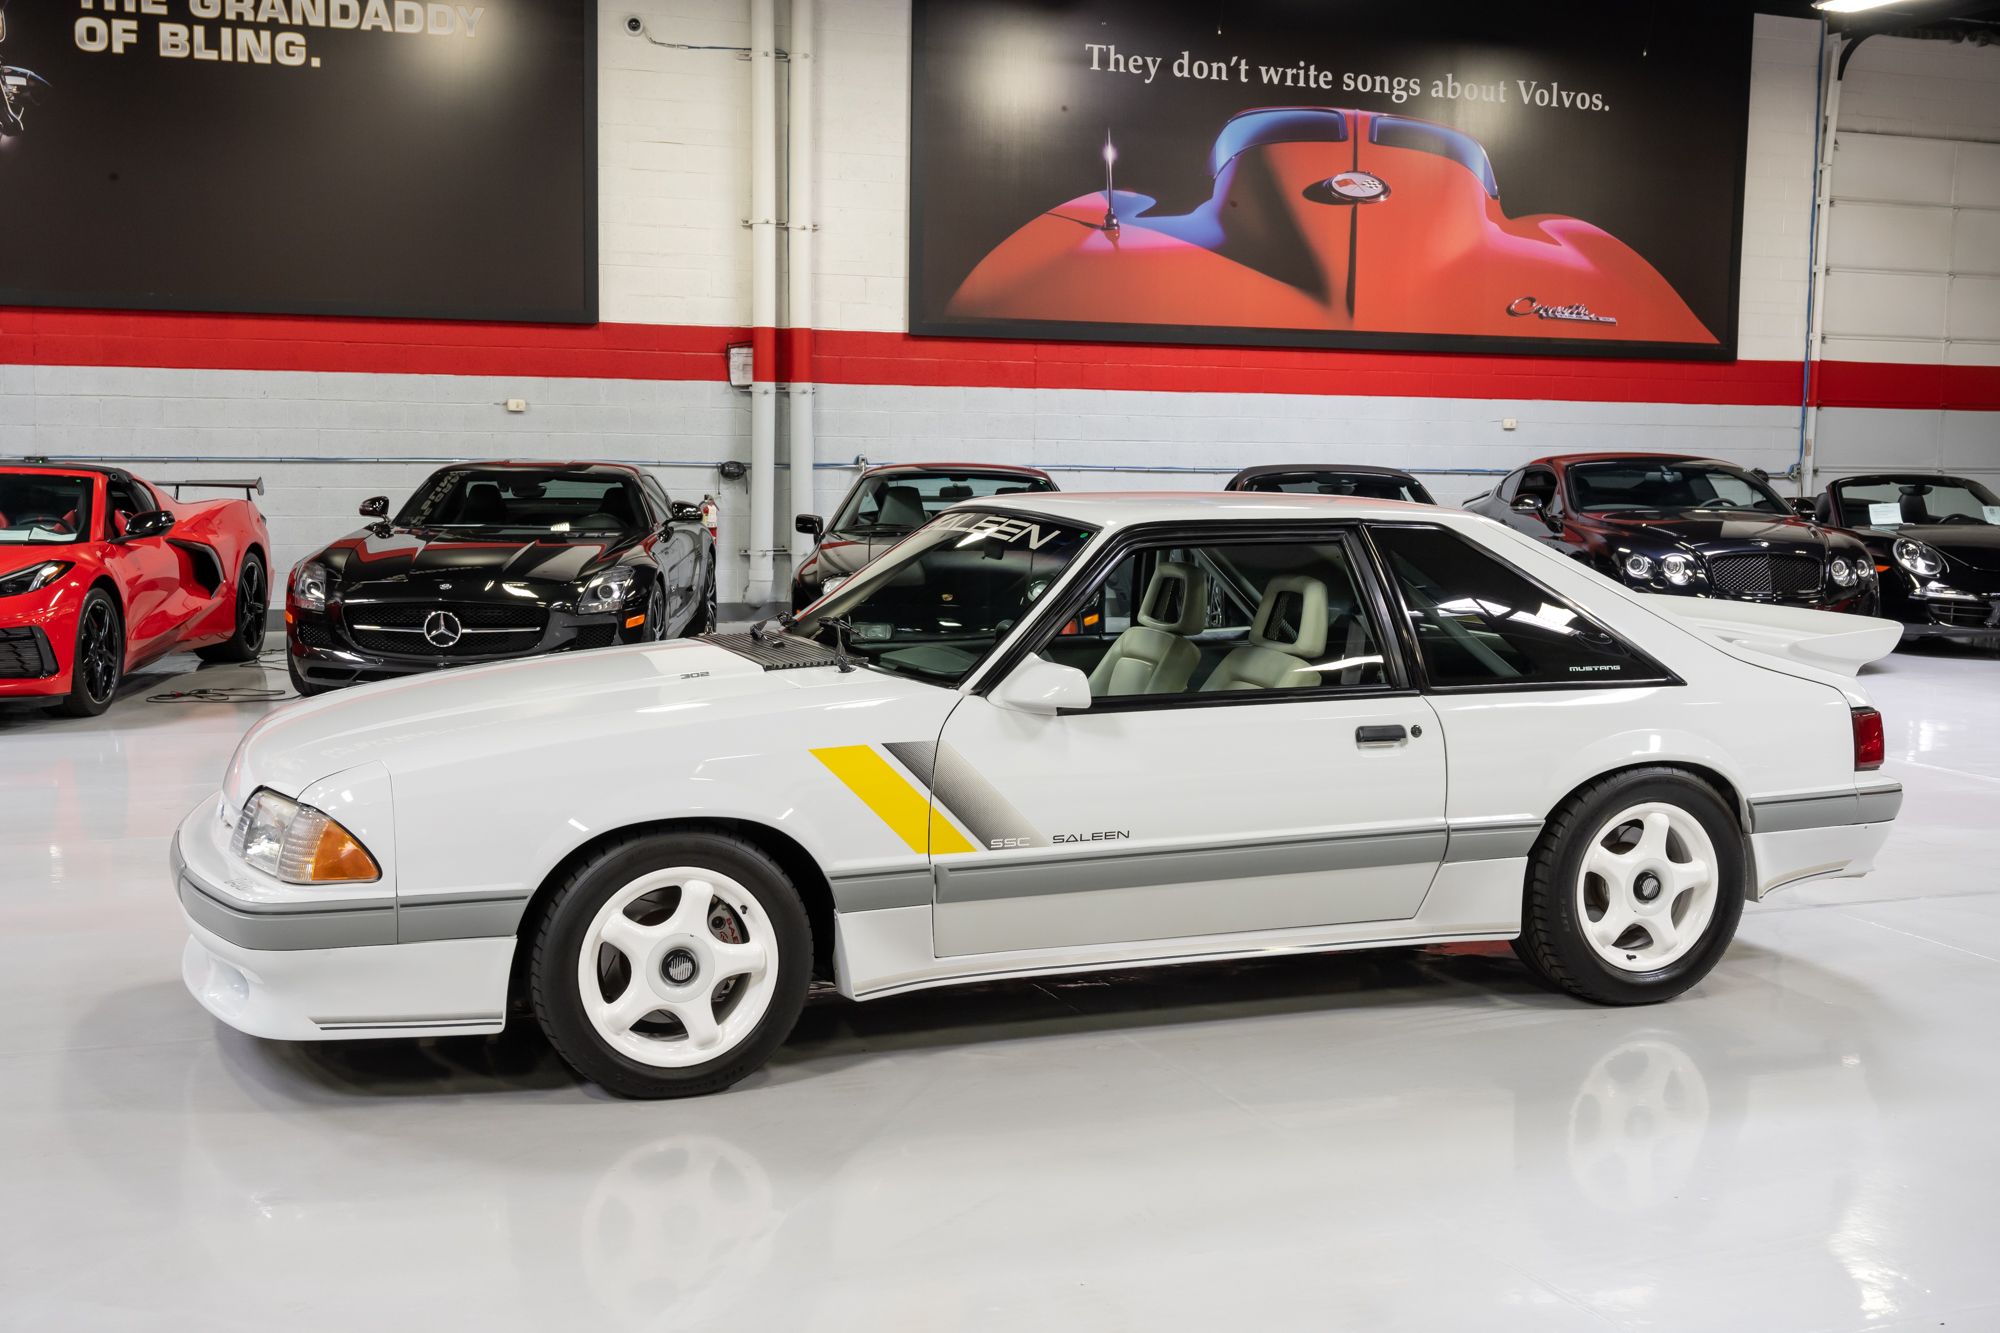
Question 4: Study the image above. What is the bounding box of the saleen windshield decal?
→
[929,511,1075,550]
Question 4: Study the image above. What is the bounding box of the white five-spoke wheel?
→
[530,832,814,1098]
[580,868,778,1068]
[1515,768,1745,1006]
[1575,802,1719,973]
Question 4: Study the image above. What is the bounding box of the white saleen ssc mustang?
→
[175,494,1904,1097]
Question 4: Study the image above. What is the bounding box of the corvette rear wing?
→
[1640,595,1900,678]
[155,478,265,501]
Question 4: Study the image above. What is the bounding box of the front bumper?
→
[288,603,630,691]
[0,624,65,698]
[173,797,515,1041]
[1895,591,2000,641]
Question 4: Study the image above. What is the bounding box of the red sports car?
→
[0,462,271,716]
[949,106,1717,347]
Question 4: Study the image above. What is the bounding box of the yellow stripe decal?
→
[812,746,977,856]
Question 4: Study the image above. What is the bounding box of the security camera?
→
[624,15,644,34]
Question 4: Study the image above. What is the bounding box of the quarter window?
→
[1371,525,1662,688]
[1049,536,1390,701]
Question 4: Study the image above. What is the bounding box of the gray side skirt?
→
[1751,785,1904,834]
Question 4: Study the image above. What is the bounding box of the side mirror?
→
[359,496,389,519]
[669,500,702,522]
[990,657,1091,717]
[1511,494,1545,513]
[1788,497,1817,519]
[122,509,176,540]
[795,514,825,540]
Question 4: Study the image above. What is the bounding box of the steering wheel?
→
[8,510,70,534]
[1935,513,1983,526]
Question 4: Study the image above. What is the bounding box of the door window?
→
[1371,525,1668,688]
[104,479,151,538]
[1057,535,1390,701]
[1518,468,1557,509]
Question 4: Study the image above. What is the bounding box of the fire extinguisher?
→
[699,496,719,545]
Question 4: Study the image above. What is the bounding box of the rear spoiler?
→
[155,478,265,501]
[1640,595,1900,677]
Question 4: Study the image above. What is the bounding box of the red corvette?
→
[0,462,271,716]
[949,106,1717,347]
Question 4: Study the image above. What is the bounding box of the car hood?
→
[1862,523,2000,572]
[319,526,630,590]
[1585,509,1852,550]
[228,638,921,801]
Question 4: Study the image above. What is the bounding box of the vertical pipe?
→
[1801,25,1843,498]
[787,0,817,565]
[748,0,779,604]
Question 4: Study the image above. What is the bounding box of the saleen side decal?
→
[925,744,1046,852]
[811,745,977,856]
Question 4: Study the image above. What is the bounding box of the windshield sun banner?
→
[908,0,1752,360]
[0,0,594,323]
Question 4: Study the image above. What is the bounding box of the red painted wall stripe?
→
[4,308,1995,410]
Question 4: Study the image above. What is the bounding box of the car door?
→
[930,525,1447,958]
[98,477,182,657]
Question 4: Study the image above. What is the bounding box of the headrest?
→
[1250,574,1329,658]
[876,485,927,528]
[1137,561,1209,635]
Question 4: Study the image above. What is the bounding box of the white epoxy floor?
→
[5,643,2000,1331]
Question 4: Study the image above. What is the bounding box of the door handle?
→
[1355,724,1408,746]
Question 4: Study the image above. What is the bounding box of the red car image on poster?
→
[946,107,1720,349]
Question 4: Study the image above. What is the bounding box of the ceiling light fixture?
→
[1813,0,1907,13]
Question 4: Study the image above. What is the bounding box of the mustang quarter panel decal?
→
[812,745,977,856]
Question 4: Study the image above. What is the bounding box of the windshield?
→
[792,509,1095,684]
[1237,471,1433,504]
[830,471,1056,537]
[0,474,93,545]
[397,469,647,537]
[1568,461,1785,515]
[1832,477,2000,528]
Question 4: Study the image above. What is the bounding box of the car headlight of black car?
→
[1620,551,1701,588]
[1828,555,1860,589]
[0,560,73,597]
[292,560,331,612]
[577,568,639,615]
[1892,539,1945,579]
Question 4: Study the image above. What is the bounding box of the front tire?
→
[57,589,124,717]
[197,551,268,663]
[1513,768,1746,1006]
[679,563,718,638]
[528,831,812,1098]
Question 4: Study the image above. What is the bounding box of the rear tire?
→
[196,552,267,663]
[1512,768,1746,1006]
[528,831,812,1098]
[57,589,123,718]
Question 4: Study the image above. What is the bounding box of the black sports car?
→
[1465,453,1878,613]
[1813,473,2000,642]
[286,461,717,695]
[791,462,1057,611]
[1225,464,1436,504]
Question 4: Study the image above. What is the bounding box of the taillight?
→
[1852,707,1885,771]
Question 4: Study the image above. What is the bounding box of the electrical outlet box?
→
[1501,417,1518,431]
[505,399,528,414]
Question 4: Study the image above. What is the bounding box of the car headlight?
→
[1621,553,1655,582]
[291,560,331,612]
[0,560,73,597]
[577,568,639,615]
[232,788,380,884]
[1660,554,1697,587]
[1893,539,1944,578]
[1829,555,1857,588]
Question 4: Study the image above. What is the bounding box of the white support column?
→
[787,0,817,564]
[747,0,780,605]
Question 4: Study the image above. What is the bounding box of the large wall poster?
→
[910,1,1753,360]
[0,0,596,323]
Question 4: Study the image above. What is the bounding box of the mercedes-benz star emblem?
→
[423,610,463,649]
[1304,170,1390,205]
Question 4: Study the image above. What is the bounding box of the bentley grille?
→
[1706,553,1822,599]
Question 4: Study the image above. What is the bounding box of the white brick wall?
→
[17,8,1992,600]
